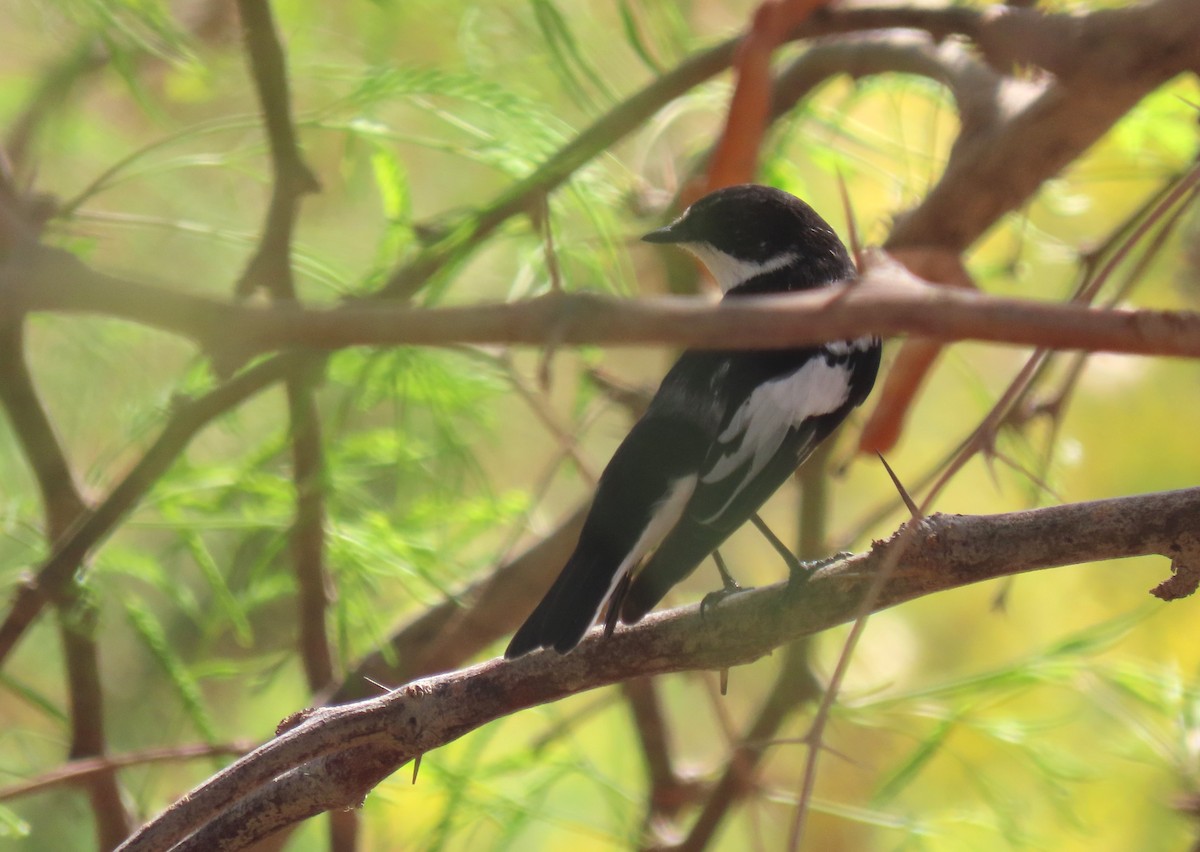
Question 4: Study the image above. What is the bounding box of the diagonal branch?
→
[119,486,1200,852]
[0,354,299,668]
[0,323,132,848]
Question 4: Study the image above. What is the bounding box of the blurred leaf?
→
[124,598,217,742]
[0,806,31,839]
[873,715,958,806]
[180,530,253,647]
[369,142,417,264]
[617,1,663,74]
[529,0,615,110]
[0,673,67,726]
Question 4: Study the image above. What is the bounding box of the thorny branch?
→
[7,251,1200,359]
[118,487,1200,852]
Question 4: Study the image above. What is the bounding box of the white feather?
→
[682,245,798,293]
[593,474,698,625]
[825,336,878,355]
[699,357,852,522]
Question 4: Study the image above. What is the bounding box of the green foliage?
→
[1,1,1199,850]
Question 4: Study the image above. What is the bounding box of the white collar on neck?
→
[680,243,798,293]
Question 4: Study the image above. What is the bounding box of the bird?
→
[504,184,881,658]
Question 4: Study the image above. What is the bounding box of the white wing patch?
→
[593,474,698,627]
[699,357,853,522]
[825,335,878,356]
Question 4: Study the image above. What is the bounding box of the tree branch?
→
[119,486,1200,851]
[0,742,253,803]
[0,321,131,848]
[8,250,1200,360]
[234,0,334,703]
[0,354,299,668]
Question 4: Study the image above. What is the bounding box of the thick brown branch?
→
[120,486,1200,852]
[886,0,1200,253]
[379,0,1199,298]
[9,252,1200,360]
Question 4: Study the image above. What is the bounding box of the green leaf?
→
[182,530,253,647]
[872,715,958,806]
[0,805,30,839]
[124,599,217,742]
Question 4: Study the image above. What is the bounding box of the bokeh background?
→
[1,0,1199,849]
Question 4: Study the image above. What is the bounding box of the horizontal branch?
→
[0,741,252,803]
[7,251,1200,361]
[119,486,1200,852]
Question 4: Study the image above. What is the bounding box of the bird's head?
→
[642,184,853,294]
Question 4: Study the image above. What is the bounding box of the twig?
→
[0,355,299,668]
[0,742,254,803]
[235,0,334,709]
[0,325,131,848]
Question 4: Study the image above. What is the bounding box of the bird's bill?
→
[641,222,685,243]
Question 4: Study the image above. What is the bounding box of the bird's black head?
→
[642,184,852,294]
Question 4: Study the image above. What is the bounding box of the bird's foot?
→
[787,550,852,591]
[700,579,746,618]
[701,549,747,618]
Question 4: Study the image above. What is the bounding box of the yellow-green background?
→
[1,0,1198,849]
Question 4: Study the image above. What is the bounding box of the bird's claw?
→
[787,550,851,591]
[700,580,745,619]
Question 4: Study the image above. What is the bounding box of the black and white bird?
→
[505,184,880,658]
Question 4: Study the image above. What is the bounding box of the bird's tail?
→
[505,541,622,658]
[619,522,716,625]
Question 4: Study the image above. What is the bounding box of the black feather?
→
[505,185,881,657]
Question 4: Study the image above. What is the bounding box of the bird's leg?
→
[748,513,849,590]
[712,549,741,594]
[749,513,802,573]
[700,549,743,617]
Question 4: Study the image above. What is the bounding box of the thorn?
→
[412,754,422,785]
[363,676,392,694]
[537,344,556,394]
[540,192,563,294]
[720,668,729,696]
[836,168,864,275]
[876,452,920,519]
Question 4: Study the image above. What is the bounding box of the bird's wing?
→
[619,351,858,624]
[504,414,707,657]
[687,353,854,528]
